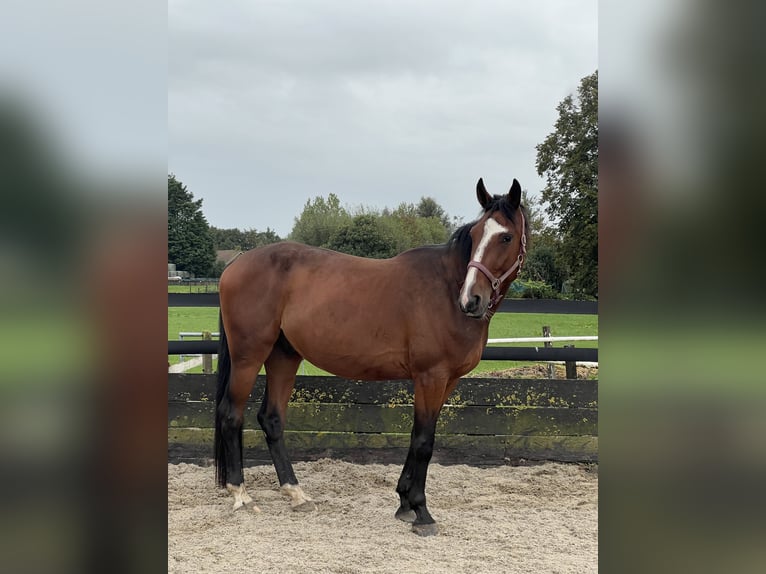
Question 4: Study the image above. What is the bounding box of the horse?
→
[214,177,528,536]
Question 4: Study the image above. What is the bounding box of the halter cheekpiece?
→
[466,211,527,309]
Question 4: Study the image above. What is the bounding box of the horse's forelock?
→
[485,196,529,239]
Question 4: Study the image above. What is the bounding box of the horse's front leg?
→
[395,449,416,522]
[397,376,456,536]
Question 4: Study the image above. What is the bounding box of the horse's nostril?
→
[461,294,481,314]
[469,295,481,312]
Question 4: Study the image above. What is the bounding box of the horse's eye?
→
[501,235,513,244]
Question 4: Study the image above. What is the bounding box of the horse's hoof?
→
[395,508,416,523]
[291,500,317,512]
[234,501,261,513]
[411,522,439,537]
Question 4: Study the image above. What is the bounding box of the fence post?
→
[202,330,213,374]
[543,326,555,379]
[564,344,577,379]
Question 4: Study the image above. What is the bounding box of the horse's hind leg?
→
[259,333,316,512]
[218,358,262,512]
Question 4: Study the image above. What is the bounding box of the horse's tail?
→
[214,310,234,487]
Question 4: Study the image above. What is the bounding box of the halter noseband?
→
[466,211,527,309]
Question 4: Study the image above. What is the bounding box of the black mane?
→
[447,222,474,268]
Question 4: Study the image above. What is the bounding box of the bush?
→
[326,214,398,258]
[508,279,560,299]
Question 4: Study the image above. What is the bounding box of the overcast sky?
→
[169,0,597,237]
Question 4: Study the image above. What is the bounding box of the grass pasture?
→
[168,282,219,294]
[168,306,597,376]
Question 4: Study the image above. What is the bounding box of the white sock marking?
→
[227,482,260,512]
[280,483,313,508]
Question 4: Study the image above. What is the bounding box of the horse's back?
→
[221,241,426,296]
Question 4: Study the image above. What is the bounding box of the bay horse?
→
[215,178,528,536]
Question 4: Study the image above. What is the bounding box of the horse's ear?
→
[476,178,492,209]
[507,179,522,209]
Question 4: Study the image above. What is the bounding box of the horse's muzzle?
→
[459,294,485,318]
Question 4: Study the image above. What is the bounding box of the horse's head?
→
[458,178,527,318]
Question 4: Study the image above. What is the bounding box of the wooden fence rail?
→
[168,374,598,466]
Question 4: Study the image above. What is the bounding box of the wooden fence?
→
[168,295,598,465]
[168,373,598,466]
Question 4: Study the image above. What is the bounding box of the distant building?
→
[168,263,191,280]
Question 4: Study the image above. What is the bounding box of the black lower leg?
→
[395,450,416,520]
[218,396,245,486]
[407,420,437,527]
[257,397,297,486]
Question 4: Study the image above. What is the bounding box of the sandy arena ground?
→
[169,459,597,573]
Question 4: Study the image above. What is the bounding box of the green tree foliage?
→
[535,70,598,297]
[210,259,228,278]
[521,189,546,237]
[241,228,281,250]
[288,193,453,258]
[384,200,450,252]
[415,196,451,229]
[168,174,216,277]
[289,193,351,247]
[518,190,567,292]
[523,235,567,291]
[209,227,241,250]
[210,226,281,250]
[327,214,398,258]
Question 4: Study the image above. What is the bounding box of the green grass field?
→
[168,283,219,293]
[168,307,597,375]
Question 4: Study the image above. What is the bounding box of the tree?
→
[326,214,398,259]
[415,196,451,229]
[385,201,450,252]
[289,193,351,247]
[240,227,281,250]
[210,259,228,278]
[523,232,568,291]
[288,193,453,256]
[518,190,567,291]
[209,226,243,250]
[535,70,598,297]
[168,174,216,277]
[521,189,546,237]
[210,226,282,251]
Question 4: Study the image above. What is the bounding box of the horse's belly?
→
[304,352,409,381]
[281,316,411,381]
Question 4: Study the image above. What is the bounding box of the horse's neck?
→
[440,248,491,335]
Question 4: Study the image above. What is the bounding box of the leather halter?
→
[466,211,527,309]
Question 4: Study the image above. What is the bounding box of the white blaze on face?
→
[459,218,510,308]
